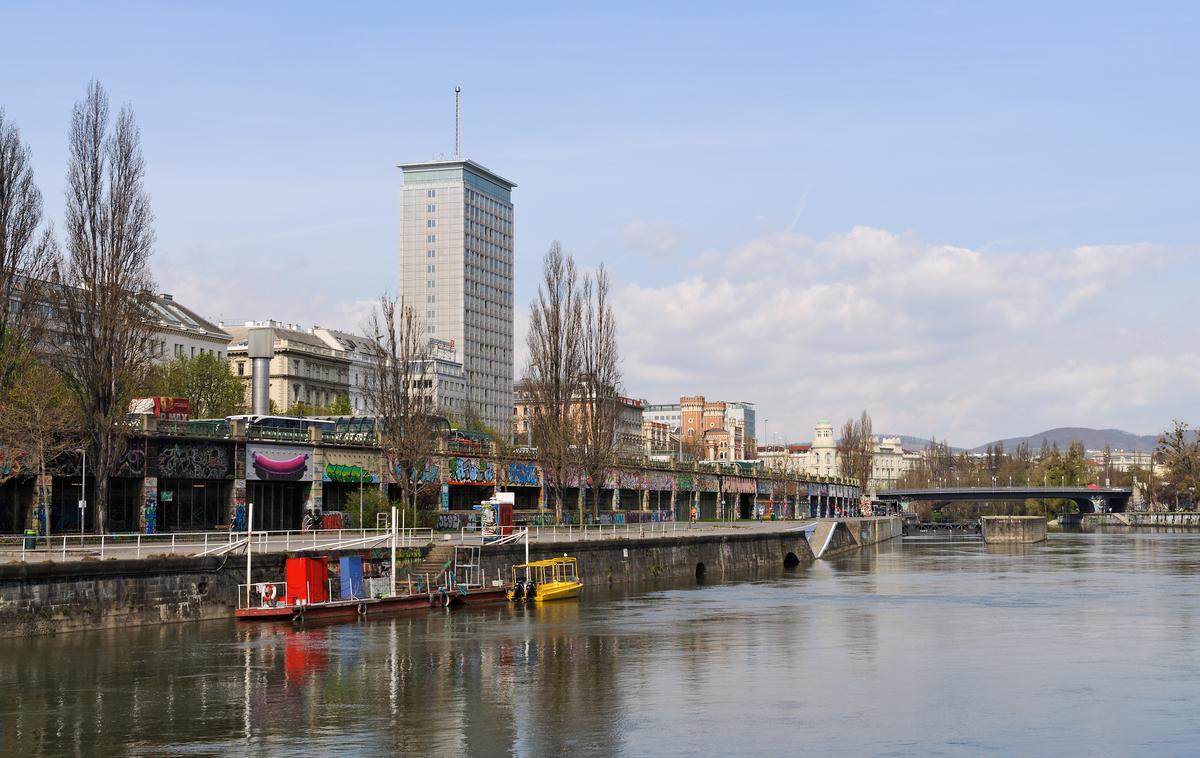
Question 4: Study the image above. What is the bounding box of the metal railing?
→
[0,527,434,562]
[457,520,692,544]
[237,581,287,610]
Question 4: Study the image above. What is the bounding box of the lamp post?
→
[77,447,87,537]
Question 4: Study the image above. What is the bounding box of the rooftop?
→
[396,158,517,190]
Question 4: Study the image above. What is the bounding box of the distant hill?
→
[969,427,1159,454]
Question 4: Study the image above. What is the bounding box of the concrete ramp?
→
[810,521,859,559]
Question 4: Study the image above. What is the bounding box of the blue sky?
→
[2,1,1197,445]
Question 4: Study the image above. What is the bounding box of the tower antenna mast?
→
[455,86,461,158]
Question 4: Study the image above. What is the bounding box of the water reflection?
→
[4,532,1200,755]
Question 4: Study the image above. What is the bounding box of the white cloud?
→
[622,217,686,257]
[609,226,1177,446]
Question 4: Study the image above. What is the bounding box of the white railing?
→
[0,527,435,562]
[458,519,687,544]
[237,581,288,610]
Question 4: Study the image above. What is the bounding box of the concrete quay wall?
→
[0,518,902,637]
[476,529,816,587]
[981,516,1047,544]
[0,555,289,638]
[1084,512,1200,529]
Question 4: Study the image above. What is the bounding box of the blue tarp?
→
[339,556,364,599]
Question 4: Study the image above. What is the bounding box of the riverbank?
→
[0,517,901,637]
[1083,512,1200,528]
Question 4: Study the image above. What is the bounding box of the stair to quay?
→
[406,543,456,589]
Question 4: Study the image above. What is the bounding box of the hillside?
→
[969,427,1159,453]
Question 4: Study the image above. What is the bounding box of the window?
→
[174,344,184,357]
[237,362,244,376]
[427,204,436,212]
[427,219,436,228]
[427,234,436,243]
[428,280,435,288]
[428,250,436,258]
[427,265,435,273]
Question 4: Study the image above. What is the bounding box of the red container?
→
[285,557,329,605]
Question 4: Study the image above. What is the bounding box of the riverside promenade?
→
[0,519,826,563]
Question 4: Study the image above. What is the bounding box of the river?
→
[3,530,1199,756]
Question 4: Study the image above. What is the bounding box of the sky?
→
[2,1,1197,447]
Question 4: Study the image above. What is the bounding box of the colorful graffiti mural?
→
[233,479,246,531]
[505,462,539,486]
[143,477,158,535]
[394,459,440,484]
[448,457,495,485]
[644,473,674,491]
[324,463,375,483]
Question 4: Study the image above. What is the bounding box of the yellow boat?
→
[507,556,582,602]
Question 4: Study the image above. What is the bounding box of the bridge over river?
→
[878,486,1132,513]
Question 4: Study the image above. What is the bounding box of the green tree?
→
[328,393,351,416]
[151,353,245,419]
[0,359,82,535]
[1157,420,1200,509]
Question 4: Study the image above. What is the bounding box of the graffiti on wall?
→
[233,479,246,531]
[158,443,230,480]
[325,464,374,483]
[114,448,145,478]
[505,462,539,487]
[543,466,586,488]
[619,471,643,490]
[448,457,495,485]
[143,477,157,535]
[322,451,380,484]
[644,473,673,491]
[395,459,440,484]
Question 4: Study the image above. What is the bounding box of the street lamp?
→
[76,447,87,536]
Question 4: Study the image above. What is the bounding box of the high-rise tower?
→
[397,158,516,433]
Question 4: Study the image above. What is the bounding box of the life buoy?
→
[264,584,278,606]
[357,602,367,616]
[442,592,452,608]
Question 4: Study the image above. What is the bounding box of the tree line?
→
[0,82,163,532]
[522,242,622,524]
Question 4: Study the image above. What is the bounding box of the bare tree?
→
[524,242,584,524]
[838,410,875,494]
[54,82,156,533]
[0,359,81,536]
[0,109,56,397]
[365,295,440,527]
[580,264,622,518]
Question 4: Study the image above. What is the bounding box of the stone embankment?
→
[1083,512,1200,528]
[0,517,901,637]
[981,516,1047,544]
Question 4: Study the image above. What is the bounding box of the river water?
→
[3,530,1200,757]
